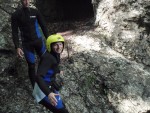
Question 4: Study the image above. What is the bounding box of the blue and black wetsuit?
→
[34,51,69,113]
[11,7,49,87]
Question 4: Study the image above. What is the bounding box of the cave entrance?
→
[36,0,94,22]
[56,0,94,21]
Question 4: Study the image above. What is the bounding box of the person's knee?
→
[39,99,69,113]
[57,107,69,113]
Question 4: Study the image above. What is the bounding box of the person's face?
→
[21,0,30,7]
[51,42,63,53]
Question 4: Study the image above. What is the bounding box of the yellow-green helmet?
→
[46,34,64,52]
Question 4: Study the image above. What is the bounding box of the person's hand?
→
[17,48,24,58]
[60,71,64,76]
[48,92,59,106]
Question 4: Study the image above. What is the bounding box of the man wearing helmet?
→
[11,0,49,87]
[33,34,69,113]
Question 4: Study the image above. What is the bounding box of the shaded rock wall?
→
[61,29,150,113]
[95,0,150,68]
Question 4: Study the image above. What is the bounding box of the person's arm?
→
[36,53,55,96]
[11,12,20,49]
[36,53,61,106]
[36,10,49,39]
[11,12,24,58]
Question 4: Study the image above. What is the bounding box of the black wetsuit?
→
[35,51,69,113]
[11,7,49,87]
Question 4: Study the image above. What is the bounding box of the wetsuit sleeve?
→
[36,54,54,96]
[11,12,20,49]
[36,10,49,39]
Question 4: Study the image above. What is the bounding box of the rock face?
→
[0,0,150,113]
[95,0,150,66]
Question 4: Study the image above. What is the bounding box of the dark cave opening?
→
[56,0,94,21]
[36,0,94,22]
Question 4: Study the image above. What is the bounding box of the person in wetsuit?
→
[11,0,49,87]
[33,34,69,113]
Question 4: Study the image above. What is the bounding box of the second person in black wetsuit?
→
[33,34,69,113]
[11,0,49,87]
